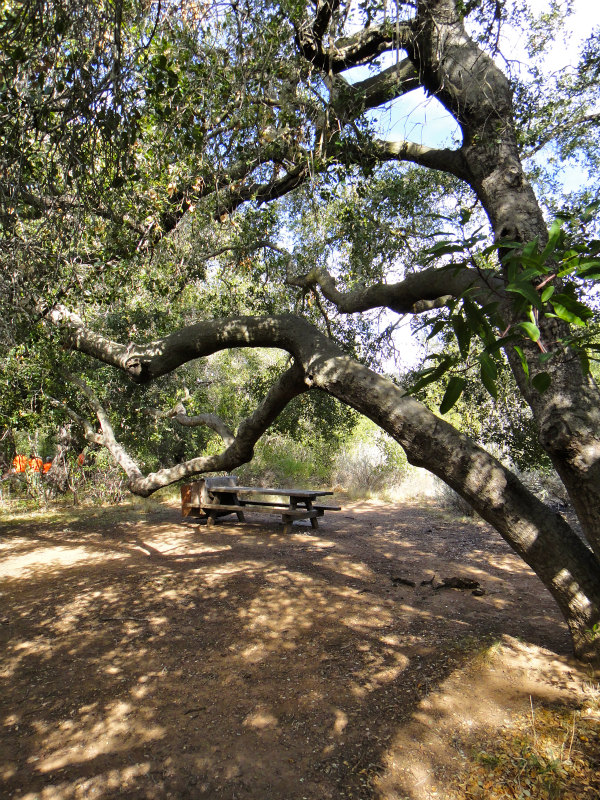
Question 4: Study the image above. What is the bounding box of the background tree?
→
[2,0,600,661]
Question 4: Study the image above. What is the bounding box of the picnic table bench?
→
[181,476,340,533]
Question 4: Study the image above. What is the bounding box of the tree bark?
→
[398,0,600,559]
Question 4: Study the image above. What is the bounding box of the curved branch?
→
[49,260,505,385]
[49,306,322,383]
[61,362,307,496]
[50,307,600,656]
[65,372,144,481]
[297,21,410,73]
[47,395,103,446]
[337,59,420,114]
[145,403,236,446]
[286,264,504,315]
[371,138,468,179]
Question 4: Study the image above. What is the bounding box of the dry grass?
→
[445,680,600,799]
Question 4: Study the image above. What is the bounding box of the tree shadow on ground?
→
[0,501,593,799]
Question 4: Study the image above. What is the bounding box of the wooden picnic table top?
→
[207,485,333,498]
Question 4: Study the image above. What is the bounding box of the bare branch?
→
[47,395,103,446]
[60,363,308,496]
[64,372,144,482]
[286,263,504,315]
[334,59,420,115]
[313,0,341,38]
[144,403,236,446]
[297,21,410,73]
[371,138,468,179]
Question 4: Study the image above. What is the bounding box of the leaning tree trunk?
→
[407,0,600,557]
[49,307,600,661]
[312,349,600,663]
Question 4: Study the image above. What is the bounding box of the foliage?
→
[331,417,409,496]
[447,682,600,800]
[407,209,600,414]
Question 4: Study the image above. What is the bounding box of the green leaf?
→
[550,293,593,326]
[582,199,600,222]
[506,280,542,309]
[513,345,529,378]
[459,208,472,225]
[462,298,496,347]
[540,285,555,303]
[479,351,498,380]
[439,376,466,414]
[451,314,471,358]
[410,359,453,394]
[480,364,498,400]
[426,319,447,341]
[576,260,600,279]
[517,321,540,342]
[539,219,563,262]
[531,372,551,393]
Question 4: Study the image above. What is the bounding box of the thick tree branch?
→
[330,59,421,121]
[286,263,504,315]
[49,306,600,657]
[48,306,324,383]
[371,138,468,179]
[297,21,410,73]
[312,0,341,38]
[343,59,420,109]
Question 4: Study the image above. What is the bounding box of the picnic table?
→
[181,476,340,533]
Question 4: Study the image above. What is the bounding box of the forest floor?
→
[1,498,599,800]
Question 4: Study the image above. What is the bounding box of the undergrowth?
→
[447,684,600,800]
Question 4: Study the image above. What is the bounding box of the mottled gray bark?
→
[399,0,600,560]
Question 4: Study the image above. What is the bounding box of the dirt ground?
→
[1,499,598,800]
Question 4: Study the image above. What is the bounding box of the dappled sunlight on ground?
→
[375,636,598,800]
[0,500,595,799]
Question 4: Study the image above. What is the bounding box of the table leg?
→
[305,498,319,529]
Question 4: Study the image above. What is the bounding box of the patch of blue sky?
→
[369,89,461,149]
[343,60,460,149]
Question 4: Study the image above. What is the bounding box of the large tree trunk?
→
[314,352,600,663]
[407,0,600,558]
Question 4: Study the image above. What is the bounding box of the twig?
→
[529,695,537,747]
[565,710,577,762]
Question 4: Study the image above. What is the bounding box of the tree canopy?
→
[1,0,600,661]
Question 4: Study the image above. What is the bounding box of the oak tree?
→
[2,0,600,660]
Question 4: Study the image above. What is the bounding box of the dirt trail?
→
[0,500,597,799]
